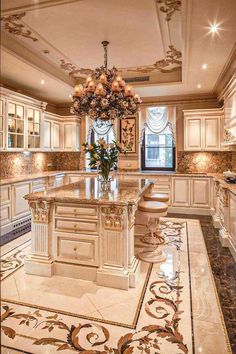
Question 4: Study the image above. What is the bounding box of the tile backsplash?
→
[0,152,81,178]
[0,150,235,178]
[177,151,235,173]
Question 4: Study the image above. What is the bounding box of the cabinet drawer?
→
[0,185,11,204]
[55,218,98,234]
[55,233,98,266]
[0,204,11,226]
[154,176,171,184]
[55,204,98,218]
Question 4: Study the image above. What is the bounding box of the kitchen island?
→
[24,177,153,290]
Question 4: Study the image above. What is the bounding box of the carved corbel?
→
[128,204,137,229]
[101,205,124,231]
[29,200,53,223]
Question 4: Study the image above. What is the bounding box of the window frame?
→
[141,130,176,171]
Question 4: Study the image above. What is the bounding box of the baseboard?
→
[168,206,212,216]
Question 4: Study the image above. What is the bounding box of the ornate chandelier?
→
[71,41,141,126]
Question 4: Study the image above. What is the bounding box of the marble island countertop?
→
[25,177,153,206]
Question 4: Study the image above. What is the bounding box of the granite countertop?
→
[25,177,153,205]
[1,169,236,196]
[0,169,209,186]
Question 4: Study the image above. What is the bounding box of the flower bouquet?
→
[83,138,125,190]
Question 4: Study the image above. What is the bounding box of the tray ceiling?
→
[1,0,236,104]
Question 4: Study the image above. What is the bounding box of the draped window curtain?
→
[141,106,176,145]
[87,117,116,142]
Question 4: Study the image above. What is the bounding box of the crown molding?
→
[140,93,219,106]
[213,42,236,101]
[0,0,83,15]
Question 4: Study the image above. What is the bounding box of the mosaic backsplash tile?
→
[0,150,235,178]
[0,152,81,178]
[177,151,234,173]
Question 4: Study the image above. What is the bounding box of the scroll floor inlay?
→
[0,219,231,354]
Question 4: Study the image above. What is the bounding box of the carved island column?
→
[213,180,221,228]
[24,200,54,277]
[97,203,140,290]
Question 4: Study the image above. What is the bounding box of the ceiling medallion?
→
[0,12,38,42]
[71,41,141,127]
[156,0,181,21]
[127,45,182,74]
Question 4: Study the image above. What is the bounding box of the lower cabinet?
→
[229,193,236,251]
[54,174,65,188]
[12,181,31,220]
[191,178,210,208]
[172,177,190,207]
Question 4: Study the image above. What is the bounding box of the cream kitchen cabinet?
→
[63,122,80,151]
[191,178,210,208]
[12,181,31,220]
[229,192,236,260]
[184,109,222,151]
[52,122,61,150]
[171,177,190,207]
[0,184,11,228]
[43,120,52,150]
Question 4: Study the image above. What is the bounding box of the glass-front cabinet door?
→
[27,107,41,149]
[7,101,25,149]
[0,98,4,149]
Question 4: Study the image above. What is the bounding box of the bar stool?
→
[138,201,168,263]
[144,192,169,203]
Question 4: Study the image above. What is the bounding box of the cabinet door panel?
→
[43,120,51,149]
[185,118,202,150]
[52,122,60,149]
[204,117,220,150]
[12,182,31,220]
[191,178,210,208]
[172,178,190,206]
[64,124,74,150]
[0,204,11,226]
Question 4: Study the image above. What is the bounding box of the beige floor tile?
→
[194,319,230,354]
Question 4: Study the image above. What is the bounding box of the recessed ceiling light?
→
[210,23,219,33]
[40,79,45,85]
[69,94,72,98]
[197,84,201,88]
[202,64,207,70]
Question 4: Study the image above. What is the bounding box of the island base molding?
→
[24,257,141,290]
[219,229,236,262]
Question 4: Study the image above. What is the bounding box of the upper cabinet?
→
[184,109,222,151]
[0,88,81,152]
[222,74,236,146]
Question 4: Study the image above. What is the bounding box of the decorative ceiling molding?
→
[0,12,38,42]
[60,59,93,78]
[156,0,182,21]
[125,45,182,74]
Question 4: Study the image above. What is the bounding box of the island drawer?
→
[54,217,99,235]
[54,233,98,266]
[55,204,98,219]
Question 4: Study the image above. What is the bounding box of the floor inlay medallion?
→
[0,219,231,353]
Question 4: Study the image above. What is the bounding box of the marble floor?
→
[0,218,232,354]
[169,214,236,354]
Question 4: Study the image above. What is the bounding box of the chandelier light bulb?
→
[111,80,120,92]
[125,85,133,96]
[88,80,95,92]
[74,84,84,97]
[95,83,105,95]
[86,76,93,84]
[116,75,122,83]
[99,73,107,84]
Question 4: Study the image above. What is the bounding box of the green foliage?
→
[82,138,125,181]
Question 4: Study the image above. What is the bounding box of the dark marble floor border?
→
[169,213,236,354]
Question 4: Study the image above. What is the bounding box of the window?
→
[141,106,175,171]
[86,124,116,169]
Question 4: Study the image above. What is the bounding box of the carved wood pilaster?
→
[29,200,53,224]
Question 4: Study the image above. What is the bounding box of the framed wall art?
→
[119,116,137,154]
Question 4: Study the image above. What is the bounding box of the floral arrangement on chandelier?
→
[83,138,125,187]
[71,41,141,124]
